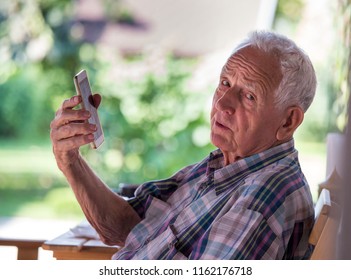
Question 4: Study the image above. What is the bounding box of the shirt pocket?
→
[134,224,189,260]
[145,196,171,220]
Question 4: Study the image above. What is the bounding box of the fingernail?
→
[89,124,97,131]
[84,111,90,117]
[88,134,95,140]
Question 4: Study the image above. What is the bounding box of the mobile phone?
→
[74,69,104,149]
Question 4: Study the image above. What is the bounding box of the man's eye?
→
[245,93,255,101]
[221,80,230,87]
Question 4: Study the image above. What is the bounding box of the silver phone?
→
[74,69,104,149]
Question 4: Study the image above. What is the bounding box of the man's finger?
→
[62,95,82,110]
[52,122,97,141]
[54,133,95,152]
[51,109,90,129]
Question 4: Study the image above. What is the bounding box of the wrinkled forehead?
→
[222,45,283,91]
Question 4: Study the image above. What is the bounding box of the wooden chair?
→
[309,188,340,259]
[317,168,341,204]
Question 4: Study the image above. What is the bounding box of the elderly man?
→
[50,30,316,259]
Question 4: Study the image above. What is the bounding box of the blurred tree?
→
[0,0,214,189]
[273,0,305,33]
[81,53,213,186]
[274,0,350,140]
[0,0,80,138]
[333,0,351,131]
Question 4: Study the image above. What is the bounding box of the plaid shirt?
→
[113,139,314,260]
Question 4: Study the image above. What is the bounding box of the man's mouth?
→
[214,120,230,130]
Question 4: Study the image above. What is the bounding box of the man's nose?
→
[215,88,237,115]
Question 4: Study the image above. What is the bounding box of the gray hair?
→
[233,30,317,112]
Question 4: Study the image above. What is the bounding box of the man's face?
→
[210,45,284,164]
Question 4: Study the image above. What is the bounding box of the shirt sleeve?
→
[127,163,198,219]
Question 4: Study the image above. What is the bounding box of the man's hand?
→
[50,93,141,245]
[50,94,101,171]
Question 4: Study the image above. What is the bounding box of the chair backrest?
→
[309,188,340,259]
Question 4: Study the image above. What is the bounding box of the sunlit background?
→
[0,0,350,247]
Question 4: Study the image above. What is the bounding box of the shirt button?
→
[168,240,177,249]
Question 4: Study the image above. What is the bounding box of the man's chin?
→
[210,134,233,152]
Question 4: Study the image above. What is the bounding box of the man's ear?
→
[276,106,304,141]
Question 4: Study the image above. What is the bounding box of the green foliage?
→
[274,0,351,140]
[0,141,84,219]
[81,55,213,186]
[0,184,84,219]
[0,0,214,212]
[273,0,305,33]
[275,0,305,24]
[0,0,81,139]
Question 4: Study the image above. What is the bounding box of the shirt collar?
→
[207,139,296,195]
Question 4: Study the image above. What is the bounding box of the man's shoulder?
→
[234,154,311,214]
[246,146,303,179]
